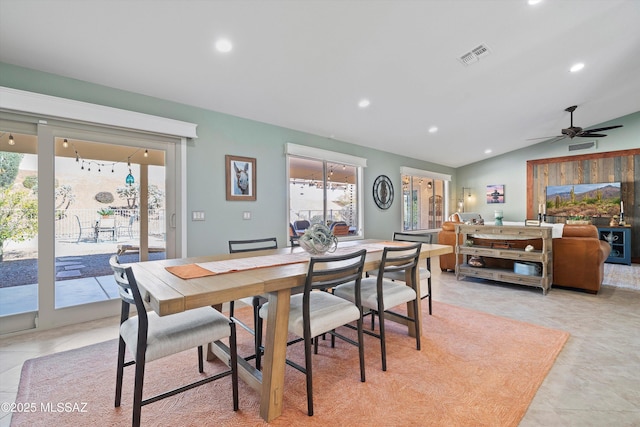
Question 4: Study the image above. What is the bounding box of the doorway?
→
[0,121,180,335]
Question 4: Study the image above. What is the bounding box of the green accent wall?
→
[0,62,455,256]
[456,111,640,223]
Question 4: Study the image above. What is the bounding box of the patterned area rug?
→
[603,263,640,291]
[12,302,569,427]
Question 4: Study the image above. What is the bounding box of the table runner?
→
[165,241,407,279]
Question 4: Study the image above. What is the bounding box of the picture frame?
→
[486,184,505,204]
[225,155,256,201]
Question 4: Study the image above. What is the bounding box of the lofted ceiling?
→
[1,0,639,168]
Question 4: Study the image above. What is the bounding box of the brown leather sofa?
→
[552,224,611,293]
[438,222,611,293]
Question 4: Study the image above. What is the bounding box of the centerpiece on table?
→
[299,223,338,255]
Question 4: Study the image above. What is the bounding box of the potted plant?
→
[97,208,114,218]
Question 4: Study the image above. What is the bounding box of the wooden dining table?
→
[130,239,452,422]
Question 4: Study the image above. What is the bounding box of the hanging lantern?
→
[126,168,135,185]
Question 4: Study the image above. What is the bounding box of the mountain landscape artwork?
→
[546,182,621,218]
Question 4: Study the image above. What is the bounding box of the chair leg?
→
[198,345,204,373]
[378,308,387,372]
[357,310,366,383]
[427,277,432,315]
[229,300,235,318]
[115,337,127,407]
[413,298,421,351]
[304,333,314,416]
[132,354,146,427]
[229,322,239,411]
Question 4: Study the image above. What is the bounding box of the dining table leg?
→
[260,287,291,422]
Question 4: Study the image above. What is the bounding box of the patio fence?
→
[55,208,165,239]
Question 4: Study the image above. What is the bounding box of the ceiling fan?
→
[530,105,623,143]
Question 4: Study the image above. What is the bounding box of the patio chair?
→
[293,220,311,234]
[109,255,239,427]
[117,215,137,239]
[75,215,97,243]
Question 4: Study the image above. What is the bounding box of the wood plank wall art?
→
[527,149,640,261]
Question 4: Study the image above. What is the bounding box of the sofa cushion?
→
[562,224,598,239]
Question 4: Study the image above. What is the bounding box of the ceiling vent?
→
[458,43,492,66]
[568,141,597,151]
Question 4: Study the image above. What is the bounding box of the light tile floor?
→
[1,258,639,426]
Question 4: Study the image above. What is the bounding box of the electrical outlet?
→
[243,211,251,220]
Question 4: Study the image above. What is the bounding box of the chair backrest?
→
[228,237,278,253]
[392,231,432,244]
[109,255,148,327]
[293,220,311,231]
[377,243,422,287]
[304,248,367,296]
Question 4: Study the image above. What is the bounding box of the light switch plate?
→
[192,211,205,221]
[243,211,251,220]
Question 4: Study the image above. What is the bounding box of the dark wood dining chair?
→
[334,243,422,371]
[259,249,367,416]
[228,237,277,369]
[109,256,239,427]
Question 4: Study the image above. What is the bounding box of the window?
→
[286,144,365,242]
[400,167,451,231]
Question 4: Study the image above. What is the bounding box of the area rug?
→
[11,302,569,427]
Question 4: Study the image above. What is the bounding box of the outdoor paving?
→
[0,276,118,316]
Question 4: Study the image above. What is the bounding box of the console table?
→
[597,226,631,265]
[454,224,553,294]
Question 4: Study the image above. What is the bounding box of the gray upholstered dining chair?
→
[109,255,239,427]
[259,249,367,416]
[367,231,434,314]
[228,237,277,369]
[334,243,422,371]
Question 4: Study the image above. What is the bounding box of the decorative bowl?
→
[299,223,338,255]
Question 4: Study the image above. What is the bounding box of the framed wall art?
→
[486,184,504,204]
[225,155,256,201]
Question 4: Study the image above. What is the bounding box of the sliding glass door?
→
[0,119,180,335]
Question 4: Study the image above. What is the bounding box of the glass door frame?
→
[0,115,187,335]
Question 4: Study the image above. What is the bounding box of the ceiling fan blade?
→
[548,136,567,143]
[582,125,623,133]
[526,135,562,141]
[579,133,607,138]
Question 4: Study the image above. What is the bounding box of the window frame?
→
[286,143,366,243]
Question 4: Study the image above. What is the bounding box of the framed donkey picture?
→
[225,155,257,201]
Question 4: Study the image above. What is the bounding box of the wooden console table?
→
[454,224,553,294]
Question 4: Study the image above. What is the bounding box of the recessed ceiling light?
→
[484,149,492,154]
[358,99,371,108]
[527,0,542,5]
[215,38,233,53]
[570,62,585,73]
[428,126,438,134]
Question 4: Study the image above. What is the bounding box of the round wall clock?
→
[373,175,394,210]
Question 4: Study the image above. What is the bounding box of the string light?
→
[144,149,148,157]
[63,139,69,148]
[8,134,15,145]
